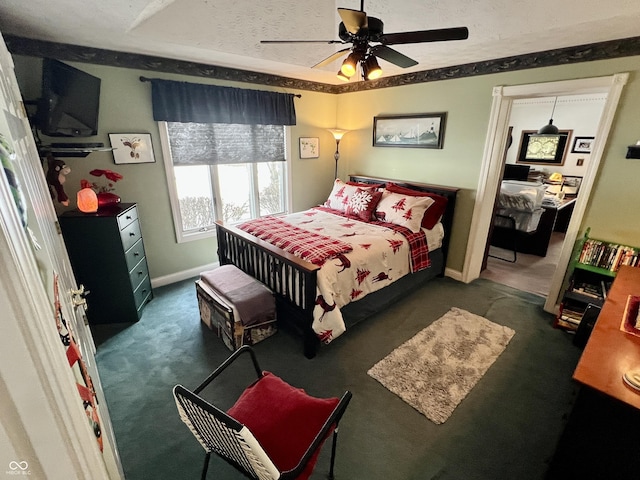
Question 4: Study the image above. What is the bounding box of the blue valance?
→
[148,78,297,126]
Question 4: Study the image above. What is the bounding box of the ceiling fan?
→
[260,0,469,81]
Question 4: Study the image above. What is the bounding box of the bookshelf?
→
[555,229,639,333]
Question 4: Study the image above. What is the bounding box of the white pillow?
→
[375,190,434,233]
[324,179,376,213]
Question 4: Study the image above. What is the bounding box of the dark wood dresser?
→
[59,202,152,324]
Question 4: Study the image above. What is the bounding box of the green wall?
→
[335,57,640,272]
[13,56,339,281]
[13,53,640,281]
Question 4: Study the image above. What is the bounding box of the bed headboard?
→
[348,174,459,268]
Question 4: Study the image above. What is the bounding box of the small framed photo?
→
[299,137,319,158]
[571,136,595,154]
[373,113,447,149]
[109,133,156,164]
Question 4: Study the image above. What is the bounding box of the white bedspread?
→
[282,208,443,343]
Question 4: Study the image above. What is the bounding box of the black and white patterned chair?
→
[173,346,352,480]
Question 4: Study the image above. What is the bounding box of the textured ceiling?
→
[1,0,639,85]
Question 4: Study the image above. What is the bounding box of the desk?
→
[573,266,640,409]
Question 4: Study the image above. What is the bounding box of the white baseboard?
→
[444,267,464,282]
[150,262,219,288]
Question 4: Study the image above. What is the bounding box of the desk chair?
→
[173,345,352,480]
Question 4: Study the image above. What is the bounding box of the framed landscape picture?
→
[373,113,447,149]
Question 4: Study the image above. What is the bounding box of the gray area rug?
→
[367,307,515,424]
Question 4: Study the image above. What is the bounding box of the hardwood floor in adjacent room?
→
[481,232,565,297]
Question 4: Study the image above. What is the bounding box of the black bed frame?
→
[215,174,459,358]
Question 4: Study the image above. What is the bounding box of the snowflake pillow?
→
[375,190,434,232]
[324,179,377,213]
[346,188,383,221]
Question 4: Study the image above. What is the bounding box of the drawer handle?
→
[126,215,132,220]
[134,252,140,257]
[137,271,144,276]
[129,232,136,237]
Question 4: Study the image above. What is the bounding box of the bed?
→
[215,174,459,358]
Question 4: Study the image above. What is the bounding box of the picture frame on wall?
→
[109,133,156,164]
[516,129,572,166]
[373,113,447,149]
[299,137,319,158]
[571,136,595,154]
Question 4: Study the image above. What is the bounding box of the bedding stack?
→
[196,265,277,351]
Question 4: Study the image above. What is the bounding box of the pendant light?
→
[538,96,560,135]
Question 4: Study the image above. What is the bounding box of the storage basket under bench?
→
[196,264,277,351]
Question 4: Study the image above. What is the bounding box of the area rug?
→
[367,307,515,424]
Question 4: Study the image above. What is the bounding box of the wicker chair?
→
[173,346,352,480]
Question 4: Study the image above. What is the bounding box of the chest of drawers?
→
[59,202,152,324]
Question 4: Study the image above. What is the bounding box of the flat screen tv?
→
[37,59,101,137]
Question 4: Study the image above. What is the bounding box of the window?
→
[159,121,289,242]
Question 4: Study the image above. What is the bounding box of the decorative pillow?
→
[345,188,383,221]
[385,182,449,230]
[228,372,339,478]
[375,190,434,233]
[324,178,376,213]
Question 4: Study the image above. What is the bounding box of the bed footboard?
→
[215,221,321,358]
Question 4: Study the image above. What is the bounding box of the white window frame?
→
[158,121,292,243]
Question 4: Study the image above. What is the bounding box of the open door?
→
[0,32,123,478]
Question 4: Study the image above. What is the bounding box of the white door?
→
[0,32,123,479]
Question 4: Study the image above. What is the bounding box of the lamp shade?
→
[77,188,98,213]
[328,129,348,141]
[538,119,559,135]
[340,52,360,77]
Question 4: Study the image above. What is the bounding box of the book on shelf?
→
[577,238,640,272]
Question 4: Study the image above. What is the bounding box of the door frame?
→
[462,73,629,312]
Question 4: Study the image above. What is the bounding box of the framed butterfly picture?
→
[109,133,156,164]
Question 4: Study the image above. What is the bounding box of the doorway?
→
[481,93,607,298]
[462,74,628,313]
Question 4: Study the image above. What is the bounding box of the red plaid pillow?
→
[346,188,383,221]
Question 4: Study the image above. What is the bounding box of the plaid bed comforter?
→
[238,208,432,344]
[238,216,353,265]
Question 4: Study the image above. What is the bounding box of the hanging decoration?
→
[53,274,103,451]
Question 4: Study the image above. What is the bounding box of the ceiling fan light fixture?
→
[340,52,360,77]
[363,55,382,80]
[336,69,350,82]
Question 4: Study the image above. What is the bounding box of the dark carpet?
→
[93,276,586,479]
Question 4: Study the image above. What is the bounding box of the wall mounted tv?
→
[37,59,101,137]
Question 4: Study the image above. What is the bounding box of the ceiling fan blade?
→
[261,39,343,44]
[338,8,368,34]
[311,48,351,68]
[370,45,418,68]
[381,27,469,45]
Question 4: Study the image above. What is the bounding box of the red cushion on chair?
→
[227,372,339,480]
